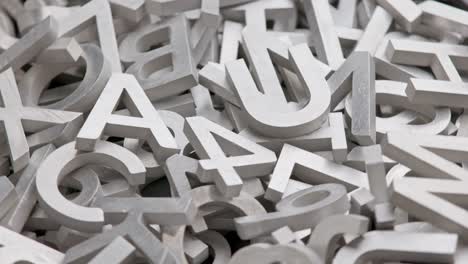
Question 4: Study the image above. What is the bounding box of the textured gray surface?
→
[0,0,466,263]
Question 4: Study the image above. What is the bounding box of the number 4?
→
[184,116,277,198]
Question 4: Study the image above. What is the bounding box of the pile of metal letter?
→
[0,0,467,263]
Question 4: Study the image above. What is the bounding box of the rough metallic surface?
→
[0,0,466,263]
